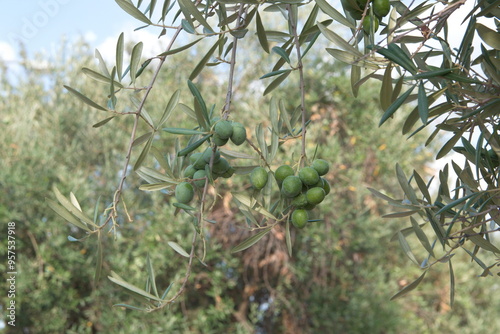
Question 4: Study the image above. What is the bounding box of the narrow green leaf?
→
[318,22,363,56]
[413,170,432,204]
[108,273,163,302]
[46,198,91,232]
[390,270,427,300]
[285,219,292,257]
[396,163,418,204]
[436,132,463,159]
[382,210,419,218]
[133,134,154,171]
[272,46,291,64]
[163,128,207,135]
[466,233,500,254]
[187,80,209,129]
[139,182,174,191]
[157,90,179,128]
[181,19,195,34]
[158,38,203,56]
[116,32,124,79]
[279,99,293,135]
[256,11,269,53]
[315,0,354,28]
[476,23,500,50]
[409,68,454,80]
[146,254,159,298]
[161,282,174,300]
[231,226,274,253]
[94,49,110,78]
[325,48,384,69]
[177,134,211,156]
[379,85,415,126]
[367,187,396,202]
[374,44,417,74]
[397,231,419,265]
[350,64,361,97]
[115,0,152,25]
[410,217,435,257]
[167,241,190,258]
[233,193,277,220]
[417,81,429,124]
[264,70,291,96]
[93,116,115,128]
[130,42,144,83]
[178,0,213,32]
[189,39,220,81]
[380,64,393,110]
[172,202,196,211]
[63,85,108,111]
[260,69,292,80]
[113,304,148,311]
[219,148,256,160]
[53,186,97,227]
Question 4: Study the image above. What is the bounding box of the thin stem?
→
[223,3,246,117]
[106,26,184,230]
[287,4,307,164]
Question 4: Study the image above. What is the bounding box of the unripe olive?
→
[299,167,320,186]
[193,170,208,188]
[214,120,233,139]
[291,209,308,229]
[250,167,268,190]
[175,182,194,204]
[281,176,302,198]
[230,122,247,146]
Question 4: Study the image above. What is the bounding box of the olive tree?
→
[50,0,500,311]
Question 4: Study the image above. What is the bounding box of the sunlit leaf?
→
[108,272,163,302]
[231,226,274,253]
[397,231,419,265]
[178,0,213,32]
[130,42,143,83]
[167,241,190,258]
[116,32,124,79]
[115,0,152,25]
[133,135,153,171]
[46,199,91,232]
[315,0,354,28]
[476,23,500,50]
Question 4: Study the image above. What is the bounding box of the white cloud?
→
[0,41,17,62]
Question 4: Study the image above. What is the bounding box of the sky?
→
[0,0,494,66]
[0,0,168,63]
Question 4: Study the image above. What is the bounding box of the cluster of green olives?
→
[174,119,247,205]
[341,0,391,34]
[250,159,331,229]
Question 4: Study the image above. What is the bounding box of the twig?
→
[223,3,246,118]
[105,26,184,232]
[287,4,307,164]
